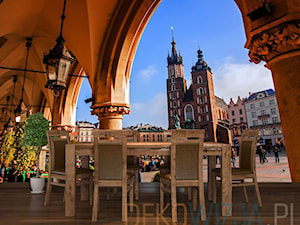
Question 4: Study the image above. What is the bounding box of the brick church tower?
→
[166,35,218,142]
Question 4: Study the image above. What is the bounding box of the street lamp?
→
[43,0,75,97]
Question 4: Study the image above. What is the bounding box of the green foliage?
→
[23,112,50,148]
[0,122,37,176]
[0,130,16,167]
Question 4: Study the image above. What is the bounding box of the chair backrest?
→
[171,129,205,180]
[239,129,259,172]
[47,130,70,172]
[93,129,132,180]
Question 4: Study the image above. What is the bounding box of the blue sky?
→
[76,0,274,129]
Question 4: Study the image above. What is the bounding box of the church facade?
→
[166,36,229,142]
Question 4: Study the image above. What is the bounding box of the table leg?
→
[221,145,232,216]
[65,144,76,217]
[207,156,216,201]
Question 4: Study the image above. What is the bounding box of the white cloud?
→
[213,61,274,104]
[123,93,168,128]
[137,65,157,82]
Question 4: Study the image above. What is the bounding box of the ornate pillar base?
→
[267,51,300,182]
[91,104,130,130]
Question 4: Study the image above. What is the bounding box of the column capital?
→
[248,22,300,64]
[91,103,130,120]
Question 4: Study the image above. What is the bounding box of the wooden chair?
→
[92,129,134,222]
[44,130,93,206]
[160,129,206,223]
[212,129,262,207]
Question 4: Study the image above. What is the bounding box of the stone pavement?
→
[141,150,291,183]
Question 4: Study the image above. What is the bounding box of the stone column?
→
[91,104,130,130]
[248,22,300,181]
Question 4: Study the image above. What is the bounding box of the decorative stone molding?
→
[248,22,300,64]
[92,105,130,120]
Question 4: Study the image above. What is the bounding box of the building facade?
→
[244,89,284,146]
[166,36,229,142]
[77,121,95,142]
[228,96,248,146]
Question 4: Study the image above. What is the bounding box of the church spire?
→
[171,27,178,57]
[167,27,182,65]
[192,47,211,72]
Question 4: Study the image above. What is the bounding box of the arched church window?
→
[173,101,177,108]
[197,76,202,84]
[185,105,194,121]
[171,84,175,91]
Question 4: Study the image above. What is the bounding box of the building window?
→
[197,76,202,84]
[239,109,242,114]
[205,96,207,103]
[251,112,256,118]
[197,106,200,113]
[171,84,175,91]
[173,101,177,108]
[264,128,271,135]
[174,109,177,116]
[207,115,209,121]
[177,92,179,98]
[269,99,275,105]
[178,109,181,116]
[143,135,146,142]
[200,97,204,104]
[232,118,236,124]
[74,136,77,140]
[272,117,278,123]
[261,110,266,115]
[169,101,172,108]
[253,120,258,126]
[177,100,180,107]
[197,97,199,104]
[250,103,255,109]
[152,134,155,142]
[205,105,208,112]
[146,134,149,142]
[170,110,173,117]
[198,116,201,122]
[172,77,175,83]
[271,108,277,115]
[231,111,235,116]
[240,117,243,123]
[197,87,204,95]
[259,102,265,107]
[185,105,194,121]
[262,118,268,125]
[202,116,205,122]
[172,92,176,99]
[81,137,83,142]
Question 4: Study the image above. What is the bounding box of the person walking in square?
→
[231,147,237,168]
[258,146,265,164]
[273,146,280,163]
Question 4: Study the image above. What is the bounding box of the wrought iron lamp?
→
[14,38,32,123]
[43,0,75,97]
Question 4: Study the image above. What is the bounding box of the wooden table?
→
[64,142,231,217]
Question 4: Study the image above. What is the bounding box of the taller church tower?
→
[166,31,186,129]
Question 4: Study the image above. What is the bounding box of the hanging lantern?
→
[43,36,74,96]
[43,0,74,97]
